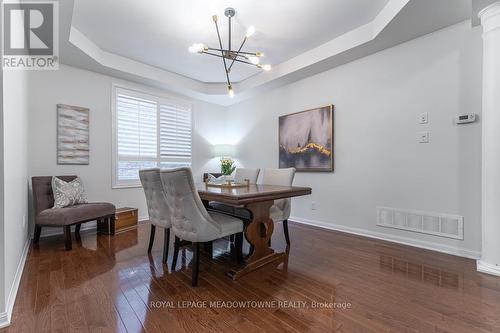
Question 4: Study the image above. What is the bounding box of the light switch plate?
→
[419,112,429,124]
[418,131,430,143]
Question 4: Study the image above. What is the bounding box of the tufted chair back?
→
[234,168,260,184]
[261,168,296,220]
[159,168,222,242]
[139,168,171,228]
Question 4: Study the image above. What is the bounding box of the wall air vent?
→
[376,207,464,240]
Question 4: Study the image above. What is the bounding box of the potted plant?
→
[220,158,236,181]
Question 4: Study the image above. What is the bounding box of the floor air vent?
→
[376,207,464,240]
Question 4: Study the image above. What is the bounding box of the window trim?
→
[111,83,193,189]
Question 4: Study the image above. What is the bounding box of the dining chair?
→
[139,168,172,264]
[232,168,296,246]
[260,168,296,246]
[159,167,244,286]
[233,168,260,183]
[210,168,260,215]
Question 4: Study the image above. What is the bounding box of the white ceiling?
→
[60,0,472,105]
[72,0,389,83]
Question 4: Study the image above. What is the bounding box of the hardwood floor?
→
[2,221,500,332]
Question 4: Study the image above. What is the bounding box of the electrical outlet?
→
[311,202,317,210]
[419,112,429,124]
[418,131,430,143]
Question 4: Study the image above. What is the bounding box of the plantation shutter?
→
[159,102,192,168]
[113,87,192,187]
[116,93,158,182]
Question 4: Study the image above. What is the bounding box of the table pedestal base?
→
[227,251,286,280]
[227,200,287,279]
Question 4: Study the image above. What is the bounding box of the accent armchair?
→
[31,176,116,250]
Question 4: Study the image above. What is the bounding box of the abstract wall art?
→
[279,105,333,172]
[57,104,90,165]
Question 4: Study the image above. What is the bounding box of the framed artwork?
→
[279,105,334,172]
[57,104,90,165]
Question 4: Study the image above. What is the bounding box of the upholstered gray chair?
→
[233,168,296,246]
[159,167,244,286]
[210,168,260,215]
[139,168,171,264]
[261,168,296,245]
[233,168,260,183]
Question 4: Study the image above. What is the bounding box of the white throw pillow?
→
[52,176,88,208]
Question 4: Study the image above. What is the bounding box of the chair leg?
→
[229,234,235,244]
[235,232,243,264]
[75,223,82,240]
[192,242,200,287]
[283,219,290,246]
[204,241,213,258]
[162,228,170,264]
[64,226,72,251]
[33,226,42,244]
[148,224,156,253]
[171,236,180,271]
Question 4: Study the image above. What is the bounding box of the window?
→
[112,86,192,187]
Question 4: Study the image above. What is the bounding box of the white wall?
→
[0,64,5,320]
[1,69,30,324]
[27,65,225,226]
[226,21,483,257]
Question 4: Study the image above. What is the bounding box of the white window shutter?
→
[116,93,158,182]
[159,103,192,167]
[114,88,192,186]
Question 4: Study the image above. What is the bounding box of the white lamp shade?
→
[213,144,235,157]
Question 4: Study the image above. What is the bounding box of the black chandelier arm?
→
[228,37,248,72]
[207,47,258,56]
[213,17,231,86]
[201,51,258,68]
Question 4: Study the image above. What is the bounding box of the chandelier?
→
[189,7,271,97]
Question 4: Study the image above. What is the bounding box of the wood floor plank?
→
[3,221,500,333]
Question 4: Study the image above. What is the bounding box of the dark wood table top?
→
[196,183,312,205]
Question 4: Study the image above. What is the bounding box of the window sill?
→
[112,184,143,189]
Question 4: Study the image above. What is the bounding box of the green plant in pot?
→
[220,158,236,178]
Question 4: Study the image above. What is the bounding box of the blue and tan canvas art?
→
[279,105,333,172]
[57,104,90,165]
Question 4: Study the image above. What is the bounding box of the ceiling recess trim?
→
[68,0,410,105]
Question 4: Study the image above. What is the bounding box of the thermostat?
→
[455,114,476,124]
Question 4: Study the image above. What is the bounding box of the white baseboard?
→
[290,216,481,260]
[0,238,31,329]
[477,260,500,277]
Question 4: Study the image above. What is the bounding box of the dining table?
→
[197,183,312,280]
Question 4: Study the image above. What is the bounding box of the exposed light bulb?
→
[255,52,264,57]
[261,64,271,71]
[246,26,255,38]
[228,85,235,98]
[189,43,206,53]
[247,56,260,65]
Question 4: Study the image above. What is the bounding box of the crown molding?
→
[65,0,410,106]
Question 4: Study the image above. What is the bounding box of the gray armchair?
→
[210,168,260,215]
[261,168,296,245]
[159,167,244,286]
[139,168,171,263]
[232,168,296,246]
